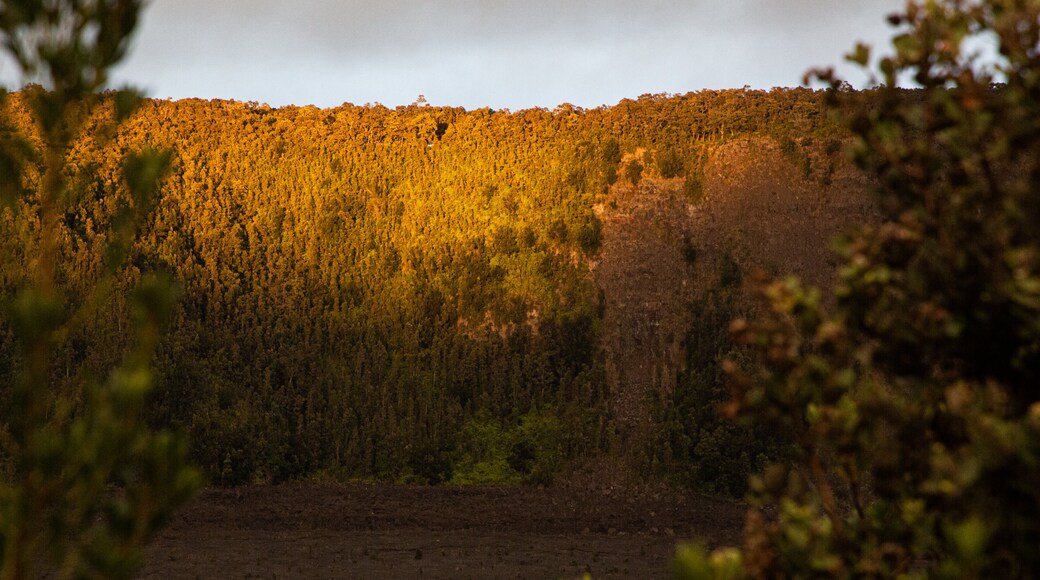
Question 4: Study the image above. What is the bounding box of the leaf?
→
[848,43,872,67]
[945,516,990,562]
[122,147,172,206]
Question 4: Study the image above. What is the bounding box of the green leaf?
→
[945,516,990,562]
[673,543,716,580]
[113,88,142,122]
[108,367,153,399]
[123,147,172,205]
[848,43,872,67]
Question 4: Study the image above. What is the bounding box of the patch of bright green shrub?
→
[450,409,564,485]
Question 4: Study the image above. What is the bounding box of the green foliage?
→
[679,1,1040,577]
[649,272,783,496]
[449,409,564,486]
[673,543,743,580]
[683,168,705,204]
[573,213,603,255]
[0,2,199,578]
[779,136,812,179]
[656,147,685,179]
[602,137,622,185]
[623,158,644,185]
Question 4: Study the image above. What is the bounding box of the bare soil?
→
[138,483,745,579]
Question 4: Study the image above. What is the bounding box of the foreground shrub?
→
[0,2,198,577]
[679,1,1040,577]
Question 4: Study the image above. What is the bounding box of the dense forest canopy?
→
[1,86,846,485]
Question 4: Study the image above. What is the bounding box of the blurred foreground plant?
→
[0,1,198,578]
[678,1,1040,577]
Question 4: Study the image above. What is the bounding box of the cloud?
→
[0,0,906,109]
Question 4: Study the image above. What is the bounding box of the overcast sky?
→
[2,0,906,111]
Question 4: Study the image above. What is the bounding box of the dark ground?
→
[137,482,745,579]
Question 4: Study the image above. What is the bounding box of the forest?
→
[0,86,846,487]
[5,0,1040,578]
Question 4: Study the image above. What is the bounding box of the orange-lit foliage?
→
[1,88,841,484]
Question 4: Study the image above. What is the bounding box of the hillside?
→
[0,88,872,487]
[586,137,874,491]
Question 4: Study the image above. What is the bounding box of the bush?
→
[573,214,603,255]
[624,159,644,185]
[683,169,704,204]
[657,147,685,178]
[678,1,1040,577]
[450,409,564,486]
[0,2,199,577]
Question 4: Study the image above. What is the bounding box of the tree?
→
[624,158,644,185]
[656,147,684,179]
[677,1,1040,577]
[0,2,198,578]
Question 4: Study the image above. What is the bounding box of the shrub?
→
[450,409,565,486]
[683,169,704,204]
[0,2,199,577]
[678,1,1040,577]
[657,147,685,179]
[624,159,644,185]
[573,214,603,255]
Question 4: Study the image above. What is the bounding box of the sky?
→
[2,0,907,111]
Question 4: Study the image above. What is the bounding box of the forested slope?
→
[0,88,867,486]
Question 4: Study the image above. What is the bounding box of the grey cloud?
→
[2,1,907,109]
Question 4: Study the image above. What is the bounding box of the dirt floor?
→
[137,482,745,579]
